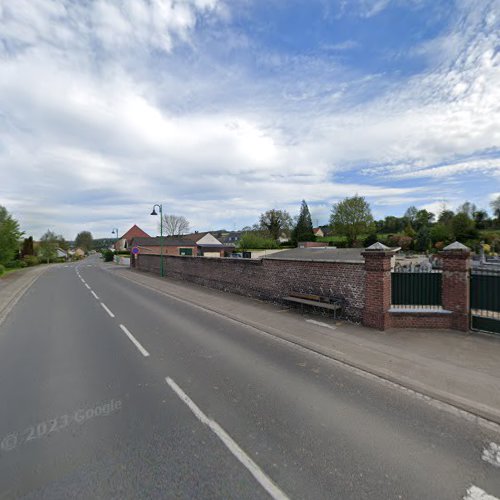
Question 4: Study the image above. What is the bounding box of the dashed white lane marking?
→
[482,442,500,468]
[84,283,91,290]
[165,377,289,500]
[305,319,337,330]
[100,302,115,318]
[91,291,99,300]
[119,324,150,357]
[463,485,499,500]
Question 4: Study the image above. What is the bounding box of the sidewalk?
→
[111,265,500,426]
[0,265,50,325]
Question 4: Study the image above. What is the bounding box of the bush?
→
[4,260,23,269]
[0,264,5,276]
[238,232,279,250]
[363,233,379,247]
[102,249,115,262]
[23,255,39,267]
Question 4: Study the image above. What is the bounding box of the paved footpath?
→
[0,256,499,499]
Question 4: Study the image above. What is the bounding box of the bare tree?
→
[160,214,190,236]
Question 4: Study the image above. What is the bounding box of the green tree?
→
[259,209,293,240]
[39,230,59,263]
[430,224,452,244]
[414,209,434,230]
[451,213,479,243]
[75,231,93,253]
[438,209,455,226]
[457,201,477,218]
[415,226,431,252]
[330,195,373,247]
[490,195,500,219]
[404,224,416,239]
[0,206,23,264]
[292,200,315,244]
[21,236,34,257]
[472,210,489,230]
[403,206,418,225]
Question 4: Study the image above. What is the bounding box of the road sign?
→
[132,246,139,255]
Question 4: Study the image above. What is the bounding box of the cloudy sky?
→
[1,0,499,239]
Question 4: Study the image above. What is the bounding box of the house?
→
[114,225,150,251]
[313,227,324,238]
[130,232,235,258]
[129,237,196,256]
[181,232,236,257]
[56,248,68,260]
[219,231,243,244]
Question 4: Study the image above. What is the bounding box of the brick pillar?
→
[440,244,471,332]
[362,249,394,330]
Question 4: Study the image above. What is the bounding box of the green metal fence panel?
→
[391,272,442,307]
[470,272,500,313]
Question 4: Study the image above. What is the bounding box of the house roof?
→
[130,237,196,247]
[198,243,236,249]
[121,225,150,241]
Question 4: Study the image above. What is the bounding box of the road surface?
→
[0,256,499,499]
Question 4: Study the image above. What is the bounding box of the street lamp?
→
[150,204,164,277]
[111,228,119,251]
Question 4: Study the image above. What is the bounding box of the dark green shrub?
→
[5,261,23,269]
[23,255,39,267]
[0,264,5,276]
[102,249,115,262]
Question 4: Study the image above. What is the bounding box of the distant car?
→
[231,253,243,258]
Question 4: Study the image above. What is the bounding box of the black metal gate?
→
[470,267,500,334]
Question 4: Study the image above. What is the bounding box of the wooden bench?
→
[282,292,343,319]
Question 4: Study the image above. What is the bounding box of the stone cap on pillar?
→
[442,241,470,251]
[362,242,400,256]
[364,242,390,251]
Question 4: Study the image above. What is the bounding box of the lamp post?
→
[111,228,119,251]
[150,204,164,277]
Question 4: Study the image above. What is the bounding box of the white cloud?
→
[0,0,498,238]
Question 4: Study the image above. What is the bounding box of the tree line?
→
[0,205,96,275]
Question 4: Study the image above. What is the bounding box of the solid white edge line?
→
[91,291,99,300]
[100,302,115,318]
[165,377,289,500]
[119,324,150,357]
[463,485,499,500]
[85,284,91,290]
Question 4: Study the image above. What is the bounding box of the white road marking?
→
[165,377,289,500]
[91,291,99,300]
[305,319,336,330]
[482,442,500,468]
[85,284,91,290]
[463,485,499,500]
[100,302,115,318]
[119,324,150,357]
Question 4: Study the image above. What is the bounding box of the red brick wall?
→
[389,311,453,329]
[136,254,365,321]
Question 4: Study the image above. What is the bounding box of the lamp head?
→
[150,208,158,216]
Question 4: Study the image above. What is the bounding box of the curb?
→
[111,267,500,431]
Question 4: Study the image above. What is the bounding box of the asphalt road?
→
[0,256,499,499]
